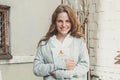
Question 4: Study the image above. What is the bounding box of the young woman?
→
[33,4,89,80]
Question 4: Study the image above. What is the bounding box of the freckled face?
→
[55,12,71,36]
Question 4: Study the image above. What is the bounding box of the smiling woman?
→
[33,4,89,80]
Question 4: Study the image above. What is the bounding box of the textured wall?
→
[88,0,120,80]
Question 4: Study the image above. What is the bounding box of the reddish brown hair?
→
[38,4,84,46]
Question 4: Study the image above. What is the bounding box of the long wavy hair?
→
[38,4,84,46]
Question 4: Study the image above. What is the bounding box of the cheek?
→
[67,23,71,27]
[68,24,71,29]
[56,22,60,27]
[55,24,60,31]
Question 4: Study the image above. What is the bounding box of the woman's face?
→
[55,12,71,36]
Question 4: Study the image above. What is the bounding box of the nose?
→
[62,22,66,27]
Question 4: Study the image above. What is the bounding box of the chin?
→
[61,32,68,35]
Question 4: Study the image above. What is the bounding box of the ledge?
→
[0,54,12,60]
[0,56,35,64]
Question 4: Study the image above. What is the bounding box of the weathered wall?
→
[0,0,60,80]
[88,0,120,80]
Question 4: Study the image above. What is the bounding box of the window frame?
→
[0,5,12,60]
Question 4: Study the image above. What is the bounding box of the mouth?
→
[60,27,67,31]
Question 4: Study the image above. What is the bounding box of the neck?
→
[56,34,67,43]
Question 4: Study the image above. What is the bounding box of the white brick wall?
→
[89,0,120,80]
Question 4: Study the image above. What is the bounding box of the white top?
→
[50,34,72,64]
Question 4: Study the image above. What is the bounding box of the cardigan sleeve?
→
[55,38,89,79]
[73,39,89,77]
[33,46,53,77]
[33,45,66,77]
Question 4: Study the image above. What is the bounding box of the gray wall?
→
[0,0,60,80]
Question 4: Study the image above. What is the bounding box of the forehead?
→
[57,12,69,19]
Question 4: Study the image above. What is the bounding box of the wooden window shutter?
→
[0,5,12,60]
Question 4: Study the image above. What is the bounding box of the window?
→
[0,5,12,60]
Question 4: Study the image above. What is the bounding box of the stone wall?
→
[88,0,120,80]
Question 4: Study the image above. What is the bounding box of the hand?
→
[51,71,56,78]
[65,59,75,70]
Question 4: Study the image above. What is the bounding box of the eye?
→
[57,20,63,23]
[66,20,70,23]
